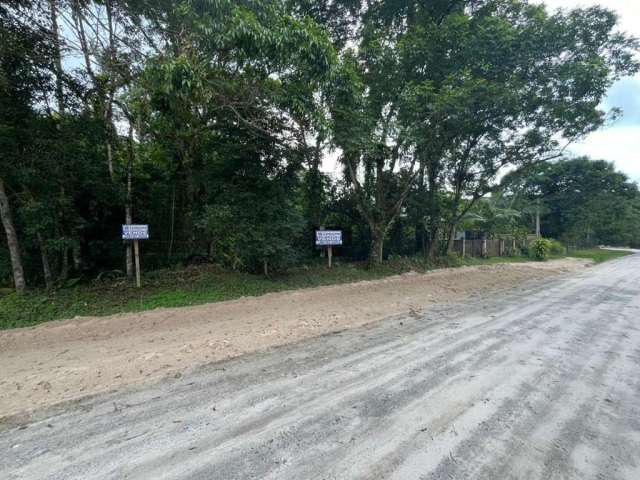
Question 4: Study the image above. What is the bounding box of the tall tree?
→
[0,179,26,294]
[329,47,418,264]
[399,1,638,256]
[503,158,640,247]
[1,1,53,293]
[131,0,335,259]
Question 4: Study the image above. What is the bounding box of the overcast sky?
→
[534,0,640,181]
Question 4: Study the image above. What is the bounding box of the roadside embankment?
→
[0,258,590,421]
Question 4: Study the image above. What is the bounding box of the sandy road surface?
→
[2,255,640,479]
[0,259,586,420]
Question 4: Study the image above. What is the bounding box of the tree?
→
[399,1,638,256]
[2,1,123,286]
[502,158,640,247]
[130,0,335,259]
[0,179,26,294]
[1,0,638,290]
[328,0,637,263]
[1,2,54,293]
[462,193,525,240]
[329,51,419,264]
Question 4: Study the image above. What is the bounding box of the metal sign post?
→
[315,230,343,268]
[133,239,141,288]
[122,225,149,288]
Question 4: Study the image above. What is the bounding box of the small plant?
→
[548,239,565,256]
[529,238,552,261]
[508,246,523,257]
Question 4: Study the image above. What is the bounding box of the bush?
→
[529,238,552,261]
[548,239,565,256]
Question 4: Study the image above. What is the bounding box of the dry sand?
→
[0,258,589,420]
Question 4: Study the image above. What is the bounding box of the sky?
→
[533,0,640,181]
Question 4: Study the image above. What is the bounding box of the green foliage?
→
[529,238,552,261]
[503,158,640,248]
[1,0,638,306]
[567,248,633,264]
[462,194,526,239]
[548,239,566,256]
[202,193,305,275]
[0,254,540,330]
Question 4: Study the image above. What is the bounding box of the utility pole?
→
[535,199,541,238]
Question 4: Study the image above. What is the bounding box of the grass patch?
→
[0,254,537,330]
[567,248,634,264]
[458,255,534,266]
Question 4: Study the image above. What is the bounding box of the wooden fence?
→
[452,238,520,258]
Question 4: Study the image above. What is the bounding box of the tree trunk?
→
[307,135,323,229]
[0,178,26,295]
[415,220,426,255]
[125,121,135,277]
[103,0,117,181]
[414,164,426,255]
[369,226,385,266]
[106,141,114,182]
[167,185,176,260]
[73,243,82,271]
[37,232,54,290]
[446,223,457,254]
[125,205,133,278]
[60,246,69,281]
[48,0,65,115]
[535,199,541,238]
[426,226,442,259]
[425,160,441,259]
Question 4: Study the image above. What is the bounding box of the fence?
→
[452,238,521,258]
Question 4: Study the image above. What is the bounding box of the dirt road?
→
[2,255,640,479]
[0,259,587,419]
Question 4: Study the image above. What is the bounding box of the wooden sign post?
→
[315,230,342,268]
[122,224,149,288]
[133,239,141,288]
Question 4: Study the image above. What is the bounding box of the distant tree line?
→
[1,0,638,293]
[496,158,640,249]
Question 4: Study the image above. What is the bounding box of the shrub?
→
[548,239,565,256]
[529,238,552,261]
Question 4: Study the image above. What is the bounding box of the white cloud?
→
[534,1,640,181]
[569,125,640,182]
[535,0,640,38]
[568,126,640,182]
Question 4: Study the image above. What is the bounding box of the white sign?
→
[122,224,149,240]
[315,230,342,246]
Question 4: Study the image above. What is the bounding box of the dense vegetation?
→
[462,158,640,250]
[2,249,628,330]
[1,0,639,296]
[500,158,640,248]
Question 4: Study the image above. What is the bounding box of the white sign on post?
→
[315,230,342,246]
[122,224,149,288]
[122,224,149,240]
[315,230,342,268]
